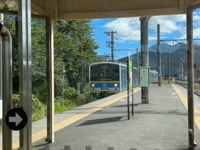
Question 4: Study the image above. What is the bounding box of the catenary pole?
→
[157,24,162,86]
[140,17,150,104]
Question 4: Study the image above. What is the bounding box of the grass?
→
[54,100,77,114]
[32,94,92,121]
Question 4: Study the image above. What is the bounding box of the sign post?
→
[127,57,133,120]
[131,60,134,116]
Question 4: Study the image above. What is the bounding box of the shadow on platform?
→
[77,116,123,126]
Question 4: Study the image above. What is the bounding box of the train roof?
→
[89,61,127,67]
[89,62,158,73]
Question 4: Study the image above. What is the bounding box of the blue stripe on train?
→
[90,83,120,88]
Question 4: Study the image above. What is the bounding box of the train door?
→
[120,66,127,91]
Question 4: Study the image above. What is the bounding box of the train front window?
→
[90,64,119,81]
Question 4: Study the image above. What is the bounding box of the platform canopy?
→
[0,0,199,19]
[32,0,200,19]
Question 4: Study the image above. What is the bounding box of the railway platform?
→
[1,84,200,150]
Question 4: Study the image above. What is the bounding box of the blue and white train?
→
[89,62,158,97]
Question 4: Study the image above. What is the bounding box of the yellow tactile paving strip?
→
[6,87,140,150]
[172,84,200,130]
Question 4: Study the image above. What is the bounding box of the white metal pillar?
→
[45,17,55,143]
[45,0,56,143]
[1,22,13,150]
[0,14,3,121]
[18,0,32,149]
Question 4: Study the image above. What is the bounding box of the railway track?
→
[176,80,200,96]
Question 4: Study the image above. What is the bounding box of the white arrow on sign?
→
[9,112,23,126]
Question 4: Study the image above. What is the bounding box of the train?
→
[89,61,158,98]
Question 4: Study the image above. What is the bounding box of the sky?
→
[91,9,200,60]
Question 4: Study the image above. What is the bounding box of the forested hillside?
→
[118,42,200,80]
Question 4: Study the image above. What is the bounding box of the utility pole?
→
[105,31,117,61]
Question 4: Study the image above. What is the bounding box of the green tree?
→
[31,18,47,102]
[4,15,99,101]
[54,20,99,94]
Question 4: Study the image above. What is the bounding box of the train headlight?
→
[92,84,95,87]
[114,84,118,87]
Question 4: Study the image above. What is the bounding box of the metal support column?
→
[1,23,12,150]
[181,62,184,80]
[46,17,55,143]
[157,24,162,86]
[18,0,32,149]
[168,49,170,84]
[0,14,3,120]
[127,56,130,120]
[140,17,150,104]
[136,48,139,67]
[186,5,197,149]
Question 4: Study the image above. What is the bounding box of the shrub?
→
[12,94,20,108]
[12,94,42,110]
[12,94,45,121]
[63,87,78,99]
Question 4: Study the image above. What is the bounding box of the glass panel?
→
[90,64,119,81]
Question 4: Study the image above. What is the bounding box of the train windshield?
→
[90,64,119,81]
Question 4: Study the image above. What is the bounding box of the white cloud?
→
[194,28,200,39]
[149,15,185,33]
[103,17,140,42]
[102,10,200,45]
[102,14,190,42]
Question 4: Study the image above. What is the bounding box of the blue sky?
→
[91,9,200,60]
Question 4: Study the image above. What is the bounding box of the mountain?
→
[117,42,200,78]
[149,43,186,53]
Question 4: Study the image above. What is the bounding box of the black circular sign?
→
[6,108,28,130]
